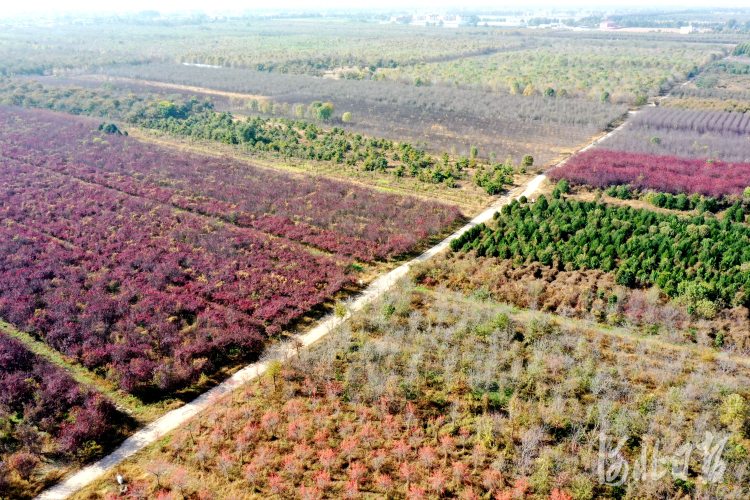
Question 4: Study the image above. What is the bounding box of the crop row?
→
[0,159,350,392]
[629,106,750,135]
[592,106,750,162]
[0,107,461,261]
[451,196,750,313]
[548,149,750,198]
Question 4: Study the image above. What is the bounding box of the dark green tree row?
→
[0,78,518,192]
[0,79,214,122]
[451,195,750,310]
[603,184,727,213]
[600,182,750,216]
[148,111,513,191]
[732,41,750,56]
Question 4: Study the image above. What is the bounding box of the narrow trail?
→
[36,112,631,499]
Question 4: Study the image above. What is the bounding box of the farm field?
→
[588,107,750,162]
[546,105,750,210]
[0,79,532,210]
[449,194,750,342]
[548,149,750,198]
[71,276,750,500]
[0,104,464,498]
[0,22,528,77]
[0,107,464,389]
[0,107,462,262]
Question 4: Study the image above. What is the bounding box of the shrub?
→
[719,394,748,432]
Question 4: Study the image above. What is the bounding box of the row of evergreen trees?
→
[451,195,750,313]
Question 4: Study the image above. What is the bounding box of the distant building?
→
[442,14,468,28]
[389,15,411,24]
[409,13,468,28]
[680,25,694,34]
[481,20,526,28]
[599,21,618,30]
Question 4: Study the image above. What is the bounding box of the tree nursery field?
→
[71,277,750,500]
[0,333,129,499]
[4,9,750,500]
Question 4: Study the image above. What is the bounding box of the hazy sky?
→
[5,1,749,16]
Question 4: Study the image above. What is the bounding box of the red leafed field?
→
[0,106,462,394]
[548,149,750,198]
[0,333,122,461]
[0,107,462,262]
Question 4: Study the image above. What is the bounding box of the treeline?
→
[601,181,750,215]
[451,196,750,316]
[732,41,750,56]
[670,85,750,102]
[178,42,525,76]
[0,78,214,123]
[604,184,730,213]
[146,112,517,193]
[0,79,528,188]
[546,30,746,45]
[0,40,161,77]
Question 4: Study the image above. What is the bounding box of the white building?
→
[680,25,694,34]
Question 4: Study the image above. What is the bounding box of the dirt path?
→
[79,74,269,101]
